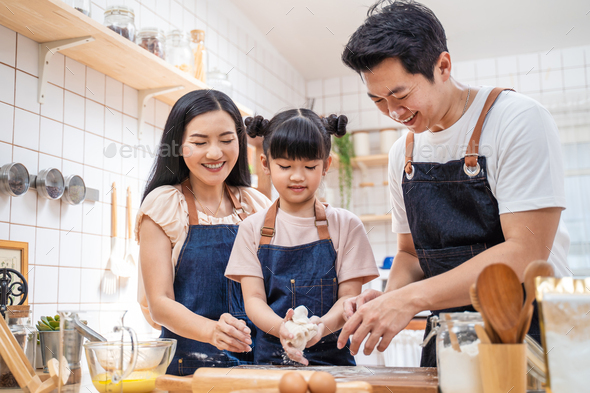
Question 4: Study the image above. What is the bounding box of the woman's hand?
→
[279,309,309,366]
[209,313,252,353]
[343,289,384,321]
[304,316,324,348]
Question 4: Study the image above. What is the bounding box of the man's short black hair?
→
[342,0,448,83]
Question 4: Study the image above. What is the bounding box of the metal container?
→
[38,330,84,374]
[33,168,65,200]
[62,175,86,205]
[0,163,30,197]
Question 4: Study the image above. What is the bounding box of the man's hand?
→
[342,289,384,321]
[337,289,417,355]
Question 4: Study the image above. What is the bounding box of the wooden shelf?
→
[0,0,252,115]
[359,214,391,223]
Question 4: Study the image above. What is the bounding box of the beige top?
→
[225,204,380,284]
[135,184,272,329]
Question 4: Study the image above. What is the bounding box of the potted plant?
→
[332,134,354,210]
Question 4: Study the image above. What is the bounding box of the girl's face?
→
[181,110,239,187]
[262,155,331,208]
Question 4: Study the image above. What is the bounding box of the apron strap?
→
[225,184,249,221]
[465,87,515,167]
[259,198,331,245]
[404,131,415,175]
[181,179,249,225]
[181,179,200,225]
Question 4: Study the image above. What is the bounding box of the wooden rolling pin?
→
[156,368,372,393]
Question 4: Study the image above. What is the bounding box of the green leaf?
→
[48,321,60,328]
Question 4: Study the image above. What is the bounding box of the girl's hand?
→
[209,313,252,353]
[305,316,324,348]
[279,309,309,365]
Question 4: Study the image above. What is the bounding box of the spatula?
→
[517,260,554,342]
[119,186,136,277]
[476,263,523,344]
[103,182,119,293]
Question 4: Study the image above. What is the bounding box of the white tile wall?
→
[0,0,306,336]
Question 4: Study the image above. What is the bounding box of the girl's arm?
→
[140,216,252,352]
[306,278,363,345]
[241,276,284,337]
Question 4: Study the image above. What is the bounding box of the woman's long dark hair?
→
[142,90,251,202]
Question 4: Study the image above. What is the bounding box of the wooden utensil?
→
[230,388,372,393]
[474,324,491,344]
[470,283,500,343]
[155,366,438,393]
[517,260,554,342]
[103,182,118,293]
[476,263,523,344]
[120,186,136,277]
[0,313,69,393]
[444,314,461,352]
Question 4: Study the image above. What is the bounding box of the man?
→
[336,0,570,367]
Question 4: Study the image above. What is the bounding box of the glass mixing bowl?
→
[84,339,176,393]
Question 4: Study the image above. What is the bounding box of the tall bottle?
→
[190,30,207,83]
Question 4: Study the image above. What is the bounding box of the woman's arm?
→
[140,216,251,352]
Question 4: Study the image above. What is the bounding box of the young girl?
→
[136,90,271,374]
[225,109,379,366]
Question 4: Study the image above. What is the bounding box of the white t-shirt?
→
[388,86,571,277]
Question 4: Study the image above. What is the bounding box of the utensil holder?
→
[478,343,526,393]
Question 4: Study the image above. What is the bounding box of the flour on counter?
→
[438,340,484,393]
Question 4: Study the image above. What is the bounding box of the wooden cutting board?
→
[155,366,437,393]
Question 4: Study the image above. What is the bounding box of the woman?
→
[136,90,272,375]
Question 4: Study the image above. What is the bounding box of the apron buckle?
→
[260,226,275,237]
[315,219,329,227]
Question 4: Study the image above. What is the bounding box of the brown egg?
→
[308,371,336,393]
[279,372,308,393]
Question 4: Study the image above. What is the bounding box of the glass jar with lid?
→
[190,29,208,83]
[166,30,194,75]
[104,5,136,42]
[137,27,165,59]
[63,0,91,16]
[426,312,484,393]
[207,68,233,98]
[0,306,36,389]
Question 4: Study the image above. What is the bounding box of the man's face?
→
[363,55,449,133]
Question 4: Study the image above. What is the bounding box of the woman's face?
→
[181,110,239,187]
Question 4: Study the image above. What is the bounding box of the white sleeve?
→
[388,139,411,233]
[493,105,566,214]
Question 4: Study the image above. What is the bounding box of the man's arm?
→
[338,207,562,354]
[385,233,423,292]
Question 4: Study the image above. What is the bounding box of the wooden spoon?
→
[470,283,501,343]
[476,263,523,344]
[517,260,554,342]
[474,324,491,344]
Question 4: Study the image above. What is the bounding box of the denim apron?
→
[253,199,355,366]
[401,88,541,367]
[162,179,255,375]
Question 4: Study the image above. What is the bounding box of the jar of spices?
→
[166,30,194,74]
[104,5,136,42]
[207,68,233,97]
[136,27,165,59]
[0,306,36,389]
[63,0,91,16]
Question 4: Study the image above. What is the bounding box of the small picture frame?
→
[0,240,29,305]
